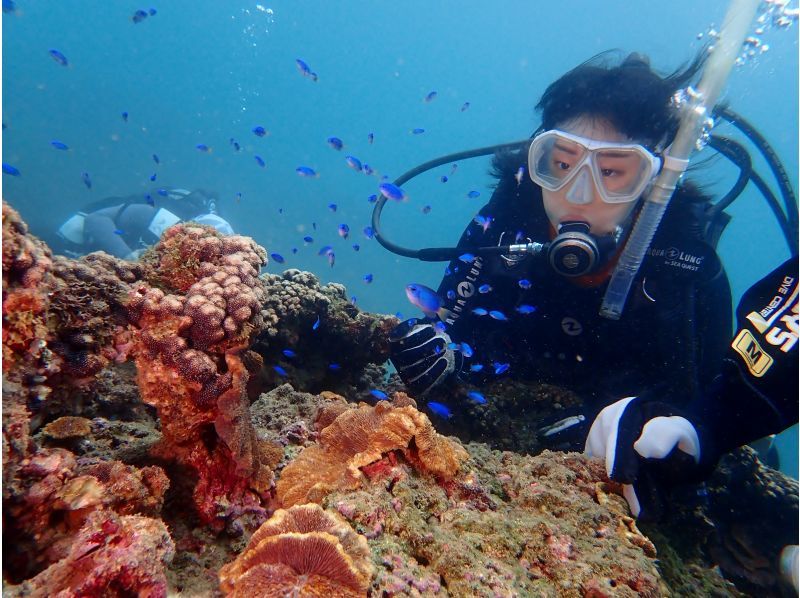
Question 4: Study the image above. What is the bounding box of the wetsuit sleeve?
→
[689,256,799,454]
[84,207,133,259]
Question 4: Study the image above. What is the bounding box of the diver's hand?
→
[389,319,461,397]
[584,396,711,520]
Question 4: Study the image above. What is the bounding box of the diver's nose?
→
[565,167,595,205]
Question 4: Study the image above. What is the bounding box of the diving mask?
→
[528,130,661,204]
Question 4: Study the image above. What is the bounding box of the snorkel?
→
[598,0,762,320]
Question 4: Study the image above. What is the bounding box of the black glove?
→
[389,319,462,396]
[584,396,715,520]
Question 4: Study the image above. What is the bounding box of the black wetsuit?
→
[436,155,733,418]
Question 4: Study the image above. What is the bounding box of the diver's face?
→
[541,117,640,236]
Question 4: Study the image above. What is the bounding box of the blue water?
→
[2,1,797,475]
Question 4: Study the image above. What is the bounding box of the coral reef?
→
[219,503,373,597]
[276,398,469,508]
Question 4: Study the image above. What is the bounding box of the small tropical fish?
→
[363,164,374,176]
[150,172,157,181]
[113,229,125,235]
[467,391,487,405]
[367,194,378,203]
[50,140,69,150]
[282,349,296,359]
[489,310,508,321]
[48,49,69,66]
[152,153,160,164]
[516,304,537,314]
[328,363,341,371]
[518,279,532,290]
[235,192,242,203]
[252,125,267,137]
[352,297,358,306]
[427,402,452,419]
[469,364,484,372]
[421,205,432,214]
[447,342,459,351]
[446,290,456,300]
[312,222,317,230]
[478,284,492,294]
[270,253,285,264]
[144,194,154,206]
[367,132,374,144]
[149,8,157,16]
[405,283,449,320]
[196,144,211,152]
[3,0,17,14]
[338,224,349,239]
[450,163,459,175]
[312,315,320,330]
[273,365,288,377]
[411,128,425,135]
[460,102,471,112]
[378,182,406,201]
[131,9,149,23]
[230,138,241,151]
[291,247,298,254]
[295,58,318,81]
[493,362,510,375]
[440,175,448,183]
[345,155,362,172]
[472,307,488,316]
[121,111,129,122]
[318,245,333,256]
[254,155,265,167]
[515,166,525,186]
[473,215,492,233]
[458,253,476,264]
[328,252,335,267]
[363,273,373,283]
[303,236,314,244]
[362,226,375,239]
[2,163,20,176]
[278,208,283,214]
[157,188,168,197]
[434,321,447,333]
[467,190,481,199]
[296,166,318,177]
[461,342,474,357]
[370,389,388,400]
[327,136,344,150]
[352,244,360,251]
[81,172,92,189]
[328,203,337,212]
[424,90,438,102]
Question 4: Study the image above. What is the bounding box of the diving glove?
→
[584,396,714,520]
[389,319,462,397]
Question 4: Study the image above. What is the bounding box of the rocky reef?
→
[2,200,796,597]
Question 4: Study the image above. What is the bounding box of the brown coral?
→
[276,400,468,507]
[219,504,373,597]
[42,416,92,439]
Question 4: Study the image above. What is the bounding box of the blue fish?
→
[460,102,471,112]
[411,128,425,135]
[378,182,406,201]
[478,284,492,294]
[459,253,476,264]
[328,363,341,371]
[303,236,314,244]
[295,58,318,81]
[469,364,484,372]
[493,362,510,375]
[235,192,242,203]
[518,279,532,290]
[467,190,481,199]
[421,205,432,215]
[113,229,125,235]
[328,203,337,212]
[2,163,20,176]
[434,321,447,333]
[516,304,537,314]
[352,244,360,251]
[157,188,168,197]
[296,166,318,178]
[327,136,343,150]
[489,310,508,321]
[338,224,349,239]
[328,251,335,267]
[424,90,438,102]
[148,8,157,16]
[270,253,285,264]
[254,155,265,167]
[291,247,298,254]
[351,295,357,306]
[367,132,374,144]
[446,290,456,300]
[48,49,69,66]
[472,308,488,316]
[345,155,362,172]
[312,222,317,230]
[252,125,268,137]
[3,0,17,14]
[427,402,452,419]
[273,365,288,377]
[152,153,160,164]
[50,140,69,151]
[150,172,157,181]
[440,175,448,183]
[367,194,378,203]
[318,245,333,256]
[364,164,374,176]
[121,111,129,122]
[196,144,211,152]
[461,342,474,357]
[405,283,449,320]
[474,215,492,233]
[131,9,148,23]
[81,172,92,189]
[370,389,388,401]
[363,226,375,239]
[282,349,296,358]
[312,315,320,330]
[447,342,459,351]
[363,273,373,284]
[467,391,487,405]
[144,194,154,206]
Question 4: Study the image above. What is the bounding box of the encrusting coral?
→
[219,503,373,597]
[276,397,469,508]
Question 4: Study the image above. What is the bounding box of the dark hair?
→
[536,50,706,150]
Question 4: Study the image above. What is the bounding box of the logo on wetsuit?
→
[561,317,582,336]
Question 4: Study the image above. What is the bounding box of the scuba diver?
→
[389,52,736,450]
[53,187,234,260]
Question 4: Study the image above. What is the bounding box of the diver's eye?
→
[600,168,621,177]
[555,161,570,171]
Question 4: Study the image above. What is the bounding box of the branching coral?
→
[276,399,469,508]
[219,503,373,597]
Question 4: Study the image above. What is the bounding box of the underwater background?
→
[2,0,797,475]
